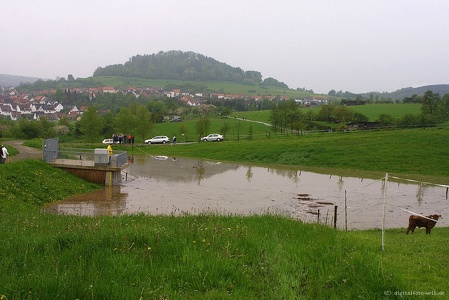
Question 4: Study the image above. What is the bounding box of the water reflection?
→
[42,155,449,230]
[43,186,128,216]
[246,167,253,182]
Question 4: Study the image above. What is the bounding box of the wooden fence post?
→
[345,190,348,231]
[333,205,338,229]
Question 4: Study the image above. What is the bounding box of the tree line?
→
[270,90,449,134]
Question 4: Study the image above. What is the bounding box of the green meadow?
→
[140,103,423,143]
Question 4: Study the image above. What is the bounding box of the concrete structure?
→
[42,138,128,186]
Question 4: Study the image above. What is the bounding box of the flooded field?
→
[43,155,449,230]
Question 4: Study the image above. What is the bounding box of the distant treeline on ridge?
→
[93,50,289,88]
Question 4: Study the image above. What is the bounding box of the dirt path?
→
[3,140,41,162]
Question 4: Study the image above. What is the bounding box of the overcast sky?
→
[2,0,449,94]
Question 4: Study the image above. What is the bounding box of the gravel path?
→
[2,140,41,162]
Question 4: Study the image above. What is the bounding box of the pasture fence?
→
[313,172,448,252]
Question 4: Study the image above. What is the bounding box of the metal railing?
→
[43,147,128,168]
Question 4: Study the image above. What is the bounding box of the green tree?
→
[284,100,300,133]
[398,113,420,128]
[177,124,189,142]
[218,106,232,117]
[147,100,168,123]
[333,106,354,123]
[17,119,40,139]
[220,122,231,139]
[377,114,395,128]
[134,105,153,141]
[269,105,281,133]
[115,107,137,134]
[196,116,211,140]
[53,88,65,103]
[440,94,449,121]
[0,119,13,138]
[37,116,57,139]
[269,100,298,135]
[101,111,116,138]
[58,116,71,127]
[421,90,440,119]
[234,120,242,141]
[79,106,104,142]
[197,104,217,116]
[316,104,335,123]
[352,112,369,122]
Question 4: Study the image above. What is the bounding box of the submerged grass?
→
[1,160,448,299]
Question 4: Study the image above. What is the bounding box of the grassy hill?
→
[0,74,45,87]
[94,50,289,88]
[362,84,449,100]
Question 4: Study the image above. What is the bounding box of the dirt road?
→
[2,140,41,162]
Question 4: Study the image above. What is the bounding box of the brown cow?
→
[406,214,441,235]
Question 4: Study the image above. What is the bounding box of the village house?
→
[180,95,202,106]
[101,86,117,93]
[165,89,181,98]
[0,103,13,118]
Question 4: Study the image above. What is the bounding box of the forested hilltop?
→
[93,50,289,88]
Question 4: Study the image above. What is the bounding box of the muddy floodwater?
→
[43,155,449,230]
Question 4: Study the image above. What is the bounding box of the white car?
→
[102,138,115,144]
[145,136,170,144]
[201,133,224,142]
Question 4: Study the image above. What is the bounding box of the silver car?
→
[201,133,224,142]
[145,136,170,144]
